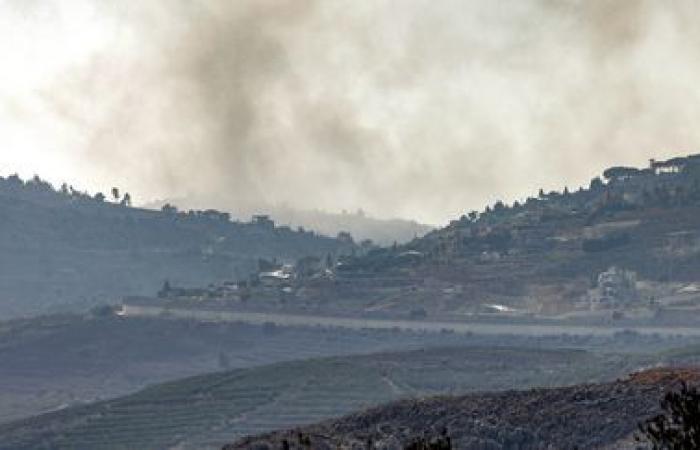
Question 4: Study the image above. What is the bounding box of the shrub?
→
[637,381,700,449]
[405,429,452,450]
[582,232,630,252]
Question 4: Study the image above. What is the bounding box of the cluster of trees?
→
[0,173,133,206]
[108,187,131,206]
[393,156,700,268]
[1,174,365,256]
[454,157,700,233]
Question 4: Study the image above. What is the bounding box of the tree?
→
[337,231,354,245]
[7,174,22,186]
[405,429,452,449]
[360,238,374,249]
[603,166,640,181]
[89,304,115,318]
[161,203,178,215]
[468,211,478,221]
[638,381,700,449]
[296,432,311,448]
[589,177,604,190]
[157,280,172,298]
[29,175,51,191]
[120,192,132,207]
[94,192,106,202]
[111,187,120,202]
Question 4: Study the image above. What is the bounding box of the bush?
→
[405,429,452,450]
[89,304,116,318]
[582,232,630,252]
[637,381,700,449]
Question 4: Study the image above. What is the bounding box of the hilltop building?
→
[252,215,275,229]
[589,267,639,310]
[650,154,700,174]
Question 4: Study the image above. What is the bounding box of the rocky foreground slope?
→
[227,368,700,450]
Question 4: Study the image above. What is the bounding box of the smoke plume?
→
[3,0,700,224]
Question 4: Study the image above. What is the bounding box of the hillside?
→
[0,312,498,424]
[270,153,700,319]
[230,368,700,449]
[7,309,688,426]
[0,344,663,450]
[0,175,352,318]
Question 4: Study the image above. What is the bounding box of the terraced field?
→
[0,314,487,424]
[6,313,689,426]
[0,346,655,450]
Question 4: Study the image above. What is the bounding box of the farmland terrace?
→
[0,345,682,450]
[13,310,690,426]
[0,312,502,424]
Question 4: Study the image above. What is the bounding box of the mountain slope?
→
[229,368,700,449]
[0,345,650,450]
[2,312,491,424]
[307,153,700,318]
[0,175,351,317]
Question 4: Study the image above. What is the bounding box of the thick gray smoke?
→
[9,0,700,224]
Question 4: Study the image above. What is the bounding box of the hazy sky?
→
[1,0,700,224]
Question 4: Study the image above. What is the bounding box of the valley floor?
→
[2,312,700,449]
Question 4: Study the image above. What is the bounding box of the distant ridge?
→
[0,174,352,317]
[143,199,434,245]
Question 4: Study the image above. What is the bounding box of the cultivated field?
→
[0,342,689,450]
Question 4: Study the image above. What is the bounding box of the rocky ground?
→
[227,368,700,450]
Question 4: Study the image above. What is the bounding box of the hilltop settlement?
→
[122,153,700,326]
